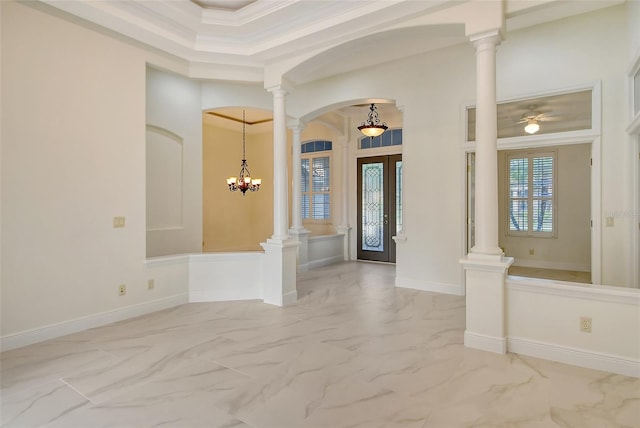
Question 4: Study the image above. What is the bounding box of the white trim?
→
[308,233,342,243]
[308,255,343,270]
[297,262,310,272]
[628,49,640,288]
[282,290,298,306]
[146,226,185,232]
[511,258,590,273]
[508,336,640,378]
[464,331,507,354]
[591,136,602,284]
[627,114,640,134]
[144,254,190,268]
[189,252,263,263]
[0,293,189,352]
[632,134,640,288]
[355,146,402,158]
[506,277,640,305]
[396,276,465,296]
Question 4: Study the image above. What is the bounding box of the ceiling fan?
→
[517,105,560,134]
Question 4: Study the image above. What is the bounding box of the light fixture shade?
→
[358,125,387,137]
[524,120,540,134]
[358,103,388,137]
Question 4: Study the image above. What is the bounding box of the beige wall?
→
[203,114,273,251]
[498,144,591,271]
[1,1,187,336]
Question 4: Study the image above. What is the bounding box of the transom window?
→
[301,140,331,220]
[359,128,402,149]
[507,150,556,237]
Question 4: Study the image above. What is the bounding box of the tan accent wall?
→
[202,114,273,251]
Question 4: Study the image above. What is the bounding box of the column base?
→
[460,255,514,354]
[260,239,299,306]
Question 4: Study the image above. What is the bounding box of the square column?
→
[461,256,513,353]
[336,225,351,261]
[261,239,299,306]
[289,228,310,272]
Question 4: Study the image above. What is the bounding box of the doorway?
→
[357,155,402,262]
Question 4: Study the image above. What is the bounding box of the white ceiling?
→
[39,0,619,131]
[40,0,623,85]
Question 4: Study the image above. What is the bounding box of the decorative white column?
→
[290,120,305,232]
[288,120,310,271]
[261,84,298,306]
[470,32,503,259]
[460,30,513,355]
[335,135,351,261]
[270,86,289,241]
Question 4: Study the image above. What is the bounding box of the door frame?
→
[356,154,402,263]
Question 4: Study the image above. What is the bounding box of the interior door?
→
[357,154,402,262]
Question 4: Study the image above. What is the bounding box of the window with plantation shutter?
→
[507,151,555,237]
[301,141,331,221]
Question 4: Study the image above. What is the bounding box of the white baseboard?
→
[511,259,590,273]
[297,263,310,273]
[396,276,464,296]
[0,293,189,352]
[464,331,507,354]
[508,336,640,378]
[283,290,298,306]
[308,255,343,270]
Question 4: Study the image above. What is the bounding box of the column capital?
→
[266,83,292,96]
[469,30,502,49]
[287,118,306,131]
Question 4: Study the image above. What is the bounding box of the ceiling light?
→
[358,103,388,137]
[524,119,540,134]
[226,110,261,195]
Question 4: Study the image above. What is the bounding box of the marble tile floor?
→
[1,262,638,428]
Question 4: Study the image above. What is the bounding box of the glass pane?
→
[312,156,330,192]
[362,163,384,252]
[509,157,528,198]
[533,156,553,197]
[301,159,309,193]
[301,194,309,219]
[312,194,330,219]
[533,199,553,232]
[509,199,528,232]
[396,160,402,233]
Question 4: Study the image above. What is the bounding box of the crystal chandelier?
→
[358,103,388,137]
[226,110,261,195]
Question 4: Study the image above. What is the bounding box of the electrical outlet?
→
[529,248,534,255]
[580,317,592,333]
[113,217,126,228]
[147,279,155,290]
[606,217,614,227]
[118,284,126,296]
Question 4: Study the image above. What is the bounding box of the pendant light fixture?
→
[226,110,261,195]
[358,103,388,137]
